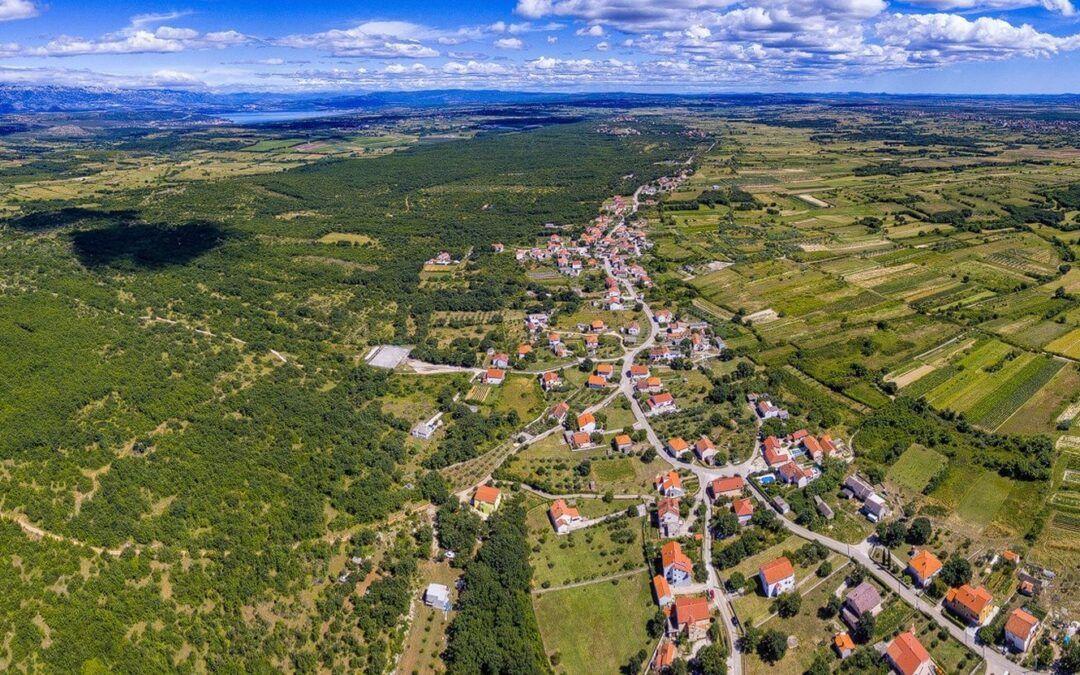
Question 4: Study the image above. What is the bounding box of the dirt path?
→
[1,510,138,557]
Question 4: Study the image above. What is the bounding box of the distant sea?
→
[222,109,351,124]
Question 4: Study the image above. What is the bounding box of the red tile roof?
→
[674,596,711,626]
[908,550,942,579]
[946,585,993,617]
[1004,608,1039,642]
[759,557,795,586]
[473,485,500,505]
[733,497,754,517]
[661,540,692,574]
[652,575,672,602]
[710,475,744,495]
[886,632,932,675]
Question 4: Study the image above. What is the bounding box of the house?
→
[777,461,811,488]
[661,540,693,585]
[708,475,744,500]
[568,431,592,449]
[539,370,561,391]
[424,583,452,611]
[906,550,942,588]
[1002,549,1021,566]
[471,485,502,517]
[626,321,641,336]
[652,640,677,672]
[491,353,510,368]
[629,364,650,380]
[842,581,883,628]
[672,596,711,640]
[657,497,682,536]
[595,363,614,379]
[649,346,676,363]
[944,585,994,626]
[655,309,673,324]
[771,496,791,514]
[548,332,562,347]
[762,437,790,467]
[666,437,691,459]
[548,401,569,424]
[885,632,934,675]
[757,399,789,420]
[613,434,633,452]
[833,632,856,659]
[732,497,755,526]
[411,412,443,440]
[843,474,874,501]
[516,343,532,359]
[584,334,599,352]
[492,242,505,253]
[862,493,889,522]
[590,319,606,333]
[694,437,718,464]
[759,557,796,597]
[803,435,823,462]
[587,374,608,389]
[483,368,505,385]
[814,495,834,520]
[577,412,597,433]
[652,575,674,607]
[548,499,584,533]
[647,393,677,415]
[638,376,665,394]
[655,470,685,498]
[1004,608,1039,653]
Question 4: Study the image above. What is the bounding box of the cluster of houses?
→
[664,436,720,465]
[652,470,689,537]
[842,473,890,522]
[566,412,600,449]
[652,310,719,355]
[626,362,680,416]
[425,251,460,266]
[650,539,714,666]
[760,433,823,489]
[707,475,756,526]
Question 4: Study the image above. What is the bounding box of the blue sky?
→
[0,0,1078,92]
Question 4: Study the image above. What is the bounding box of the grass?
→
[528,509,646,588]
[953,470,1013,531]
[887,445,947,493]
[532,571,656,675]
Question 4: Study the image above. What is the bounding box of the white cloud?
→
[547,35,559,43]
[576,24,606,36]
[495,37,525,49]
[278,21,440,57]
[877,12,1078,59]
[0,0,37,21]
[596,40,610,49]
[22,26,252,57]
[902,0,1074,13]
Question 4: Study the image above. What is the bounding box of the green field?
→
[887,445,947,493]
[532,572,656,674]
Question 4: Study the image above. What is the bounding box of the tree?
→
[806,651,831,675]
[940,556,972,588]
[1060,639,1080,673]
[757,629,788,663]
[727,571,747,592]
[419,470,450,505]
[852,613,876,644]
[876,520,905,548]
[819,595,842,619]
[695,642,728,675]
[816,561,833,578]
[647,610,667,638]
[905,517,932,545]
[713,511,739,539]
[774,592,801,618]
[866,466,885,484]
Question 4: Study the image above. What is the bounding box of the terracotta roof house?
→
[577,412,597,432]
[790,429,809,442]
[548,401,569,423]
[491,353,510,368]
[906,550,942,588]
[656,497,682,536]
[944,585,994,626]
[584,334,599,350]
[471,485,502,517]
[885,632,934,675]
[833,632,856,659]
[660,540,693,585]
[568,431,592,449]
[590,319,606,332]
[777,461,812,488]
[1004,608,1039,653]
[548,499,584,533]
[587,374,608,389]
[516,343,532,357]
[539,370,561,391]
[666,436,690,458]
[732,497,754,525]
[1002,550,1021,566]
[763,442,790,468]
[655,470,685,497]
[672,596,711,639]
[629,364,650,379]
[613,434,633,452]
[652,640,677,672]
[483,368,505,385]
[640,377,666,395]
[595,363,614,379]
[652,575,674,607]
[803,435,823,462]
[759,557,796,597]
[708,475,744,500]
[694,437,718,464]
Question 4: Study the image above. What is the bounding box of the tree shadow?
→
[69,221,229,269]
[4,207,230,269]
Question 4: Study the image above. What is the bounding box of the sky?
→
[0,0,1078,93]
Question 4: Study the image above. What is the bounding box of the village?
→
[381,158,1069,675]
